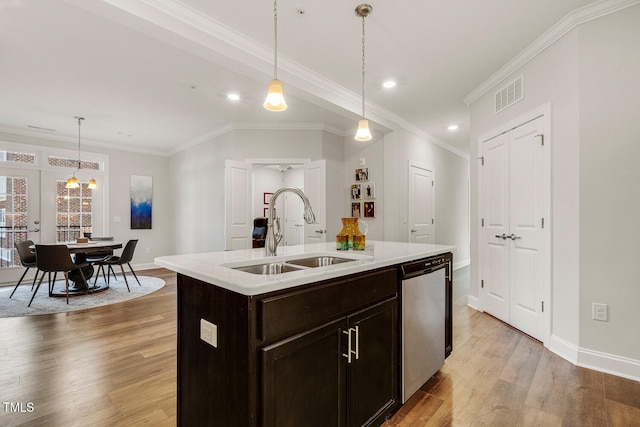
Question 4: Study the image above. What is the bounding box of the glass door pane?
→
[0,168,40,284]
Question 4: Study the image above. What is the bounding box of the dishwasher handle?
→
[400,256,448,279]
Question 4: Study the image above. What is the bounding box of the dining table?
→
[31,241,124,296]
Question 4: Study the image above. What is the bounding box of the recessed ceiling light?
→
[448,124,459,131]
[382,80,396,89]
[227,93,241,101]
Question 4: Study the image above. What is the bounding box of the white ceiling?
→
[0,0,601,156]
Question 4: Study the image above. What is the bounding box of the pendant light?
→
[354,4,373,141]
[65,116,97,189]
[263,0,288,111]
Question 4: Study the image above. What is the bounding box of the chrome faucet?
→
[265,187,316,256]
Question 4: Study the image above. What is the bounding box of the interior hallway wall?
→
[468,4,640,376]
[382,129,471,268]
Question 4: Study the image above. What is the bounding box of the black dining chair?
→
[93,239,140,292]
[30,245,90,306]
[9,240,39,299]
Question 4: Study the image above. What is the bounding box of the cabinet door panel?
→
[347,298,398,427]
[262,318,347,427]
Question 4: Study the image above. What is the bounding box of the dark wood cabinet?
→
[262,318,347,427]
[261,298,397,427]
[347,299,398,427]
[177,267,399,427]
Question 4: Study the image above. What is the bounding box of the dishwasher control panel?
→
[400,254,448,279]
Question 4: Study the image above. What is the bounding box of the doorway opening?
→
[252,162,305,247]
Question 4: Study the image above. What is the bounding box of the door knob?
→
[494,234,507,240]
[315,230,324,234]
[508,234,521,240]
[29,228,40,232]
[411,229,418,233]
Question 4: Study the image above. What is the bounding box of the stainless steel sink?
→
[233,262,305,275]
[286,256,355,268]
[227,254,363,275]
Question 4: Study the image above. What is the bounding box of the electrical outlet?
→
[592,303,608,322]
[200,319,218,347]
[145,247,151,254]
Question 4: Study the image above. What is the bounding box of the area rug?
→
[0,275,165,318]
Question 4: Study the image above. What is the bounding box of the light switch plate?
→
[200,319,218,347]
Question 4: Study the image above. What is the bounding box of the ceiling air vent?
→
[494,75,524,113]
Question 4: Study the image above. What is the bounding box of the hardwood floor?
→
[384,267,640,427]
[1,267,639,426]
[0,268,177,426]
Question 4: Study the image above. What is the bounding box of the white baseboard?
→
[577,347,640,382]
[547,334,640,381]
[453,258,470,270]
[133,262,162,271]
[467,294,479,310]
[547,334,579,365]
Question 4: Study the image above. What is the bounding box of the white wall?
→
[469,31,581,351]
[344,136,385,241]
[322,131,347,240]
[382,129,471,267]
[170,128,342,254]
[0,131,172,270]
[252,167,282,219]
[577,7,640,362]
[468,4,640,374]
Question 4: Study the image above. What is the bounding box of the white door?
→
[0,168,41,285]
[481,133,510,322]
[508,118,546,340]
[303,160,326,243]
[283,193,304,246]
[408,162,434,243]
[480,116,546,341]
[225,160,252,250]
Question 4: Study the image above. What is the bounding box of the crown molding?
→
[463,0,640,105]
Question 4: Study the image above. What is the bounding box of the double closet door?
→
[481,115,547,341]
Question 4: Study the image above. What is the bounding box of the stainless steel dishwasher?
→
[400,254,449,403]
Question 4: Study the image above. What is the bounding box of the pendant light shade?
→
[65,175,79,189]
[264,0,287,111]
[88,178,97,189]
[264,79,287,111]
[355,119,372,141]
[354,4,373,141]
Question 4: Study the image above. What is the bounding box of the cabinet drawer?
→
[259,268,397,342]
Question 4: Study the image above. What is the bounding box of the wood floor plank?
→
[523,347,572,417]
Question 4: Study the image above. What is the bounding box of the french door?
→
[0,168,41,284]
[480,115,547,341]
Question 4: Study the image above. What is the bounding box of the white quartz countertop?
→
[154,241,455,296]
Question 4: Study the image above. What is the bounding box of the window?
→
[56,180,93,242]
[0,150,36,165]
[48,156,100,171]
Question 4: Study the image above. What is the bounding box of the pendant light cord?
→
[361,13,366,119]
[273,0,278,79]
[76,116,84,171]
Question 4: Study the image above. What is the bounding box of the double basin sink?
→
[228,255,361,275]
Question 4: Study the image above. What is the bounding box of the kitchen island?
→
[155,241,454,427]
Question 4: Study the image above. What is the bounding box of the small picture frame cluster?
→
[351,168,375,218]
[351,201,375,218]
